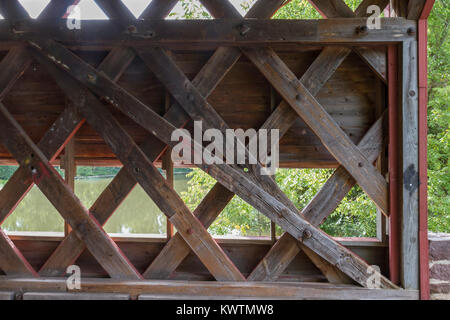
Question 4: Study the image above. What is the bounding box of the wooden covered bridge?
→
[0,0,434,300]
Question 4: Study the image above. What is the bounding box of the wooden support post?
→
[163,90,174,240]
[62,132,76,236]
[399,39,420,290]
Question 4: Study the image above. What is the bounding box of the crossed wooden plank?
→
[30,34,398,288]
[0,0,394,284]
[38,0,182,277]
[38,0,286,279]
[199,0,389,282]
[308,0,389,82]
[36,0,246,281]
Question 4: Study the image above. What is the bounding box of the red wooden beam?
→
[417,0,435,301]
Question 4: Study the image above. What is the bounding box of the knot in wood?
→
[356,25,368,35]
[302,229,312,241]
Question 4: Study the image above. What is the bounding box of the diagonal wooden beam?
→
[0,229,37,277]
[243,47,389,216]
[248,113,386,281]
[29,40,397,289]
[31,49,245,282]
[0,106,84,224]
[38,0,191,277]
[94,0,135,20]
[140,0,180,19]
[200,0,382,284]
[38,0,77,19]
[0,102,142,280]
[355,0,390,17]
[137,47,299,214]
[0,0,29,19]
[0,46,42,277]
[308,0,388,82]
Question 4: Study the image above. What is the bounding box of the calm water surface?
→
[1,174,190,234]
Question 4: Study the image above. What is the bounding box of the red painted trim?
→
[387,45,400,285]
[420,0,436,19]
[417,0,436,300]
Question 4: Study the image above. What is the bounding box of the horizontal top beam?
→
[0,18,416,45]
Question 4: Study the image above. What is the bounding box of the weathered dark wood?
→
[139,0,179,19]
[31,51,245,282]
[308,0,356,17]
[308,0,388,82]
[0,277,419,300]
[30,39,397,288]
[0,0,29,19]
[0,47,32,101]
[94,0,135,20]
[0,19,416,44]
[23,292,131,300]
[0,229,37,277]
[62,133,76,236]
[0,102,142,280]
[249,114,385,281]
[244,47,389,216]
[407,0,427,19]
[0,107,84,224]
[400,40,420,289]
[355,0,390,17]
[37,0,75,20]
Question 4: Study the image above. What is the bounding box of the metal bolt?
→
[302,229,312,241]
[239,23,250,36]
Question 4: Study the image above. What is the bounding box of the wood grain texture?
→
[0,277,419,300]
[243,47,389,216]
[29,39,396,288]
[400,40,420,289]
[31,50,245,282]
[0,19,416,44]
[0,102,142,280]
[248,114,385,281]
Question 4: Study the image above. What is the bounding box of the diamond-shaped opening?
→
[68,0,109,20]
[167,0,211,20]
[121,0,152,18]
[181,168,271,237]
[229,0,257,16]
[275,168,378,238]
[320,185,378,237]
[2,170,65,232]
[272,0,322,19]
[102,167,192,235]
[344,0,364,11]
[18,0,50,19]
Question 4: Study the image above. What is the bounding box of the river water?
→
[1,174,190,234]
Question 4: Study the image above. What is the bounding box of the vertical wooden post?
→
[269,85,277,243]
[375,78,388,243]
[62,136,76,236]
[163,89,174,240]
[399,39,420,290]
[388,44,400,284]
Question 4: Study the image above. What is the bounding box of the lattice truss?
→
[0,0,416,289]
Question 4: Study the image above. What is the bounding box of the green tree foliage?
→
[426,0,449,232]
